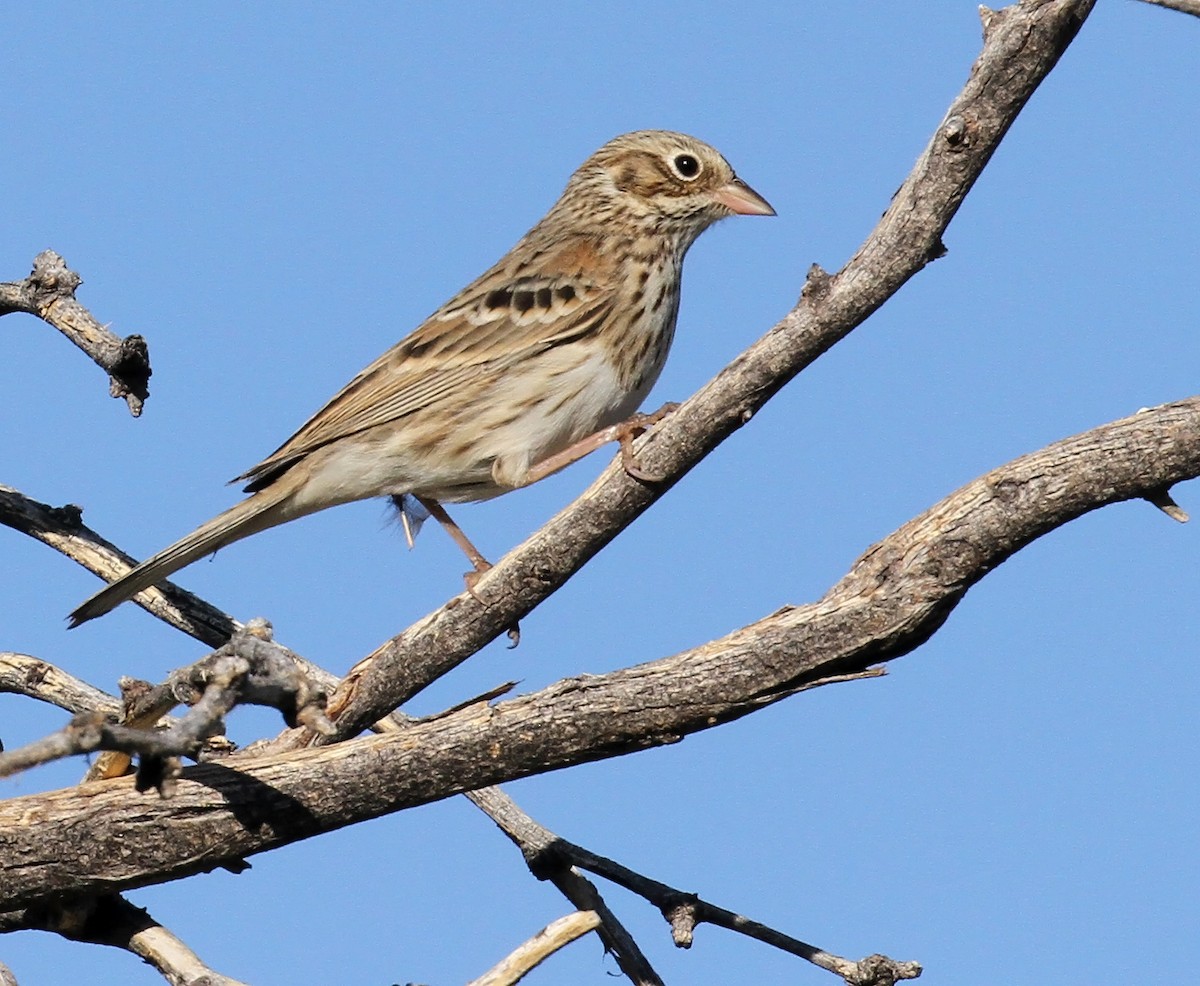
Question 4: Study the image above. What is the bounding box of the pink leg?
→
[521,402,680,486]
[415,495,520,645]
[415,495,492,574]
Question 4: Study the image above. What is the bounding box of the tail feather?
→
[68,487,296,627]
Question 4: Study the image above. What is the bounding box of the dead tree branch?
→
[1,393,1195,911]
[8,895,249,986]
[1137,0,1200,17]
[469,786,920,986]
[0,652,121,717]
[0,251,151,415]
[319,0,1099,742]
[467,911,601,986]
[0,624,331,788]
[0,484,237,646]
[2,4,1188,984]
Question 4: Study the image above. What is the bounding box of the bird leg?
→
[411,495,519,645]
[521,401,680,487]
[413,495,493,576]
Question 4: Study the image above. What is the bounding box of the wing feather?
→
[237,235,616,492]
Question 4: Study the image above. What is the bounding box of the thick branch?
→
[0,251,151,415]
[1,395,1194,910]
[321,0,1098,741]
[2,598,666,982]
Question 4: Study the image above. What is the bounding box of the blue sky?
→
[2,3,1198,984]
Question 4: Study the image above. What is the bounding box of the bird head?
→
[560,130,775,248]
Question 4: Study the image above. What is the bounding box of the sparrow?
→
[70,130,773,626]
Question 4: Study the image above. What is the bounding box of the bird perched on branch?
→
[70,129,774,627]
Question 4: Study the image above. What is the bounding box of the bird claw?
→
[621,442,667,483]
[617,402,679,484]
[462,567,520,646]
[463,565,491,601]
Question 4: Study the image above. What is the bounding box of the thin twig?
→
[469,787,919,985]
[467,911,601,986]
[535,865,664,985]
[0,624,331,787]
[0,484,237,646]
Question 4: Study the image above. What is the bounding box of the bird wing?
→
[236,234,617,492]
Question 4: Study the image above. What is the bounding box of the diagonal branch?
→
[469,786,920,986]
[2,392,1194,911]
[0,484,237,646]
[1137,0,1200,17]
[6,895,249,986]
[0,251,151,416]
[320,0,1099,741]
[467,911,602,986]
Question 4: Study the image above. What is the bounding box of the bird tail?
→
[68,485,299,628]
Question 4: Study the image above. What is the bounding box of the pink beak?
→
[713,177,776,217]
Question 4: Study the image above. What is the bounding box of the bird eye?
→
[671,153,701,180]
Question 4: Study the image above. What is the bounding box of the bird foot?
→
[462,565,520,646]
[463,563,492,600]
[617,402,679,483]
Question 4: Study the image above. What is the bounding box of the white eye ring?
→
[669,152,702,181]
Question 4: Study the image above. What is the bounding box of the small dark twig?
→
[0,251,151,415]
[470,786,919,985]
